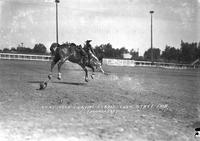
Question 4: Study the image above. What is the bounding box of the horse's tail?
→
[90,53,102,67]
[91,55,105,74]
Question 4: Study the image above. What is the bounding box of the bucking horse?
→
[48,42,105,82]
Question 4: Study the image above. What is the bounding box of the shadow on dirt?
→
[28,81,86,86]
[28,80,44,83]
[187,121,200,129]
[53,81,86,86]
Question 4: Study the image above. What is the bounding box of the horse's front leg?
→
[48,60,56,80]
[57,61,64,80]
[57,57,68,80]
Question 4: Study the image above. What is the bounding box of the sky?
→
[0,0,199,55]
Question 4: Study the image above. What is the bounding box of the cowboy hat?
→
[85,40,92,43]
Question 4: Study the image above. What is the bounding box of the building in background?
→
[123,53,132,59]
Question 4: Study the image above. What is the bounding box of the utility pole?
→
[150,10,154,64]
[55,0,60,45]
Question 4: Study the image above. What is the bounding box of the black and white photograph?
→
[0,0,200,140]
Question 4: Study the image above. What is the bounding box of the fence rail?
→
[0,53,52,61]
[0,53,196,69]
[103,58,195,69]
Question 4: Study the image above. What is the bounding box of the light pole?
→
[150,10,154,64]
[55,0,60,45]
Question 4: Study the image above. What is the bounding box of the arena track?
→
[0,60,199,141]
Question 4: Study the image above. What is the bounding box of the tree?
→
[160,41,200,63]
[144,48,160,61]
[94,45,104,63]
[119,47,128,54]
[16,43,32,54]
[33,43,47,54]
[130,49,139,60]
[10,47,17,52]
[101,43,113,58]
[179,40,197,63]
[17,47,32,54]
[197,42,200,59]
[3,48,10,53]
[119,47,129,58]
[94,43,131,59]
[161,45,180,62]
[94,45,104,57]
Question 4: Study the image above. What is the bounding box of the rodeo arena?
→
[0,1,200,141]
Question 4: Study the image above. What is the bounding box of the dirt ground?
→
[0,60,200,141]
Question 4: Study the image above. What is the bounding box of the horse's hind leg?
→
[87,64,95,79]
[91,66,95,79]
[99,65,105,74]
[80,65,89,82]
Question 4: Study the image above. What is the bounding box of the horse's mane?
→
[61,42,79,47]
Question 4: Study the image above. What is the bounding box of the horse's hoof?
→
[104,73,108,75]
[85,79,89,82]
[57,73,61,80]
[91,74,94,79]
[48,74,52,80]
[39,81,47,90]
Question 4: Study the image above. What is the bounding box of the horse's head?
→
[69,43,76,47]
[50,42,60,55]
[50,42,59,49]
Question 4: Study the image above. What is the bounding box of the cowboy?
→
[83,40,96,64]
